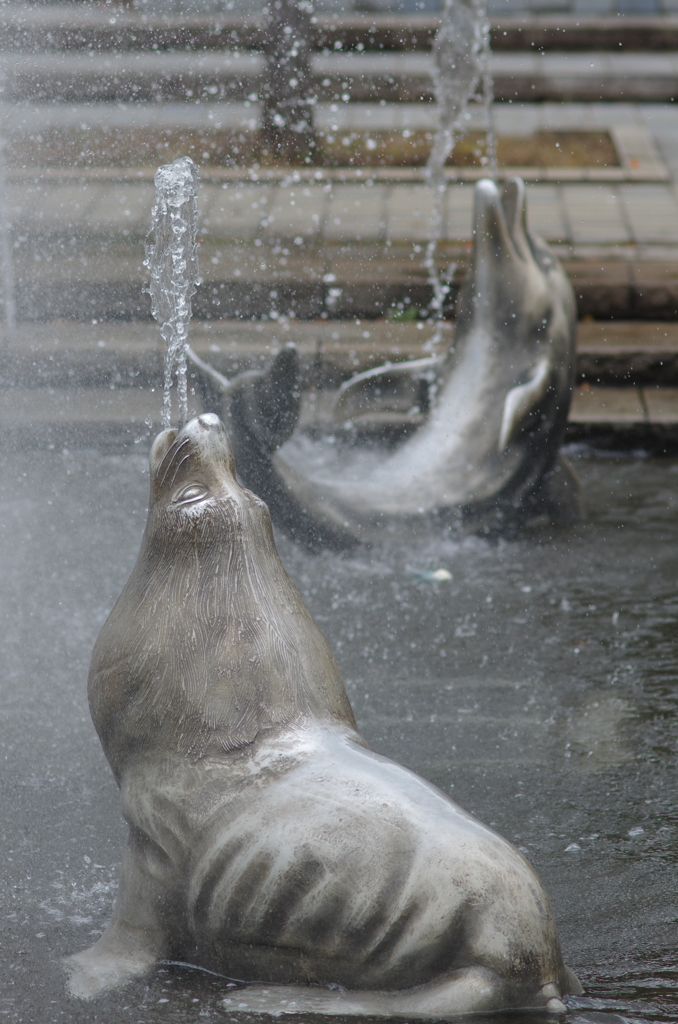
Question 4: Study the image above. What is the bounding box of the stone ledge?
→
[4,319,678,388]
[8,256,678,322]
[5,51,678,105]
[3,10,678,53]
[0,383,677,456]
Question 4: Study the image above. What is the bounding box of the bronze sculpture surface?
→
[65,413,581,1015]
[191,178,581,550]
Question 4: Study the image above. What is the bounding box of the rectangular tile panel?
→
[561,185,629,244]
[325,184,386,242]
[446,185,474,240]
[569,385,644,423]
[262,186,327,240]
[525,184,568,242]
[387,185,435,242]
[642,386,678,424]
[620,184,678,244]
[201,183,271,240]
[12,183,105,228]
[84,183,155,232]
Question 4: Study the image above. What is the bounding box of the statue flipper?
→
[231,343,301,453]
[498,357,551,453]
[332,356,444,421]
[64,830,168,998]
[526,455,584,525]
[188,344,301,454]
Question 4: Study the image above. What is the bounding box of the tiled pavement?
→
[7,101,678,249]
[6,100,678,428]
[0,381,669,433]
[9,176,678,248]
[3,319,678,435]
[6,49,678,104]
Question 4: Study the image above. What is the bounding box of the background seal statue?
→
[65,413,582,1016]
[190,177,581,551]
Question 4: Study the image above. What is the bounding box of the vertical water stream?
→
[0,65,16,342]
[425,0,495,354]
[478,3,497,180]
[145,156,200,429]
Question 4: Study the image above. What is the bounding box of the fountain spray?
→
[0,137,15,344]
[145,156,200,429]
[0,65,16,343]
[424,0,495,354]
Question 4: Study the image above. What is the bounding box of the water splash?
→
[0,149,15,341]
[478,6,497,180]
[424,0,494,354]
[262,0,316,164]
[145,156,200,429]
[0,65,16,342]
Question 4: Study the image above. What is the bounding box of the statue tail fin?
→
[231,343,302,454]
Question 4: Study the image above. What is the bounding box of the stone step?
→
[0,383,676,453]
[6,171,674,247]
[4,107,668,184]
[4,8,678,54]
[5,50,678,104]
[577,321,678,384]
[3,320,678,388]
[7,237,678,321]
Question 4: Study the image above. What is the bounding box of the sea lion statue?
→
[189,177,581,551]
[65,413,582,1014]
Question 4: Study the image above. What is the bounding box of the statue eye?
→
[175,484,207,505]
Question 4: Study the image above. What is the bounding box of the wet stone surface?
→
[0,441,677,1023]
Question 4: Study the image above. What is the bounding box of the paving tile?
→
[576,321,678,385]
[200,246,325,283]
[612,125,667,177]
[564,260,633,321]
[324,244,430,319]
[642,386,678,423]
[11,183,106,228]
[630,260,678,317]
[620,184,678,244]
[525,184,568,242]
[395,105,438,130]
[9,319,678,402]
[262,185,327,241]
[587,102,640,126]
[0,387,179,424]
[387,185,435,242]
[569,384,645,423]
[577,320,678,352]
[492,105,540,135]
[573,0,616,13]
[312,51,432,80]
[535,102,636,131]
[324,185,386,242]
[561,185,630,244]
[201,183,272,240]
[7,183,45,220]
[446,185,474,240]
[316,103,400,132]
[84,182,156,233]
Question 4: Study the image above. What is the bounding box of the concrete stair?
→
[7,172,678,322]
[3,317,676,386]
[6,48,678,106]
[5,8,678,53]
[4,321,678,438]
[4,5,678,440]
[5,7,678,113]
